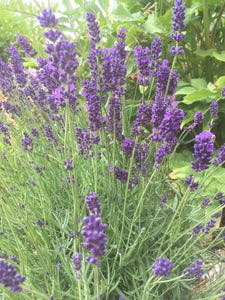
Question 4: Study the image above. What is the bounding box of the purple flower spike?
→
[183,260,204,278]
[152,257,173,277]
[0,260,25,292]
[192,131,215,172]
[134,46,151,86]
[7,44,27,88]
[171,0,186,41]
[170,0,186,55]
[86,12,101,50]
[132,102,150,136]
[82,214,107,267]
[150,37,162,76]
[86,192,101,214]
[110,166,128,183]
[210,102,218,119]
[21,132,33,151]
[194,111,204,124]
[37,9,58,28]
[72,253,82,271]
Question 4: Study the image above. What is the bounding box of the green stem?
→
[95,267,100,299]
[203,0,213,82]
[125,168,157,251]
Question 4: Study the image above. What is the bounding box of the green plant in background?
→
[0,1,225,300]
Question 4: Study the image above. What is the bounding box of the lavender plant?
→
[0,2,225,299]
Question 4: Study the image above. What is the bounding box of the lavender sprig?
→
[0,260,25,292]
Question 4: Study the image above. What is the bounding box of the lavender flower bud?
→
[184,174,199,190]
[194,111,204,124]
[43,29,61,43]
[212,212,221,218]
[152,257,173,277]
[63,159,73,171]
[214,192,224,200]
[192,224,203,237]
[203,219,216,234]
[200,198,211,209]
[36,219,43,227]
[16,34,37,57]
[159,195,167,209]
[183,260,204,278]
[21,132,33,151]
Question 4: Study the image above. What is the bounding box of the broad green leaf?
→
[170,166,192,180]
[184,3,201,25]
[195,48,215,58]
[158,8,172,29]
[139,85,148,94]
[62,0,74,13]
[183,89,217,103]
[111,5,142,22]
[170,150,193,171]
[143,14,167,35]
[175,87,196,95]
[98,0,109,14]
[190,78,207,89]
[213,52,225,62]
[215,76,225,88]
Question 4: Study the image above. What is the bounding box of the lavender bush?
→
[0,2,225,299]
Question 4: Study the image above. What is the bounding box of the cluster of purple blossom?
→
[0,260,25,292]
[82,193,107,267]
[152,257,205,279]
